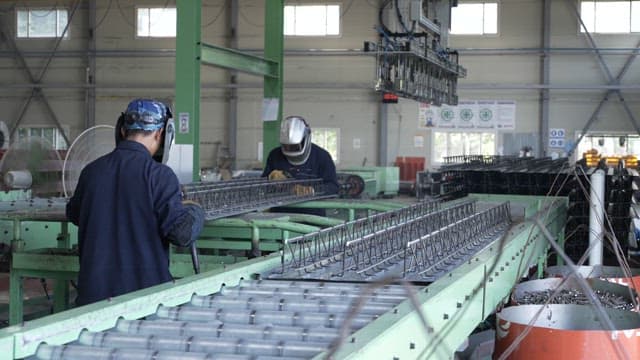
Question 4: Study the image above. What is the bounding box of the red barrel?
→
[495,304,640,359]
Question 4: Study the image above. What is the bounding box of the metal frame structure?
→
[0,194,568,359]
[174,0,283,181]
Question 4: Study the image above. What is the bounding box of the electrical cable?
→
[202,4,225,28]
[114,0,135,28]
[94,0,113,32]
[238,7,263,28]
[499,165,634,360]
[341,0,355,18]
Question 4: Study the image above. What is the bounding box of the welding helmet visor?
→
[280,115,311,166]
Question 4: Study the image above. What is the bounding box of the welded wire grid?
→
[403,202,511,281]
[274,201,512,282]
[181,178,335,220]
[342,202,479,280]
[274,199,442,278]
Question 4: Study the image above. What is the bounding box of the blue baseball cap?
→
[122,99,171,131]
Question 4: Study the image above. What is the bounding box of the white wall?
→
[1,0,639,171]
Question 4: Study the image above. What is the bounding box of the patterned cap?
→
[123,99,170,131]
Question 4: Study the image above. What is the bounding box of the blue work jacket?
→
[262,143,339,216]
[66,140,185,306]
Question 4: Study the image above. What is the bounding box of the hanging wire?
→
[94,0,113,31]
[238,7,263,28]
[498,164,635,360]
[202,4,225,29]
[114,0,135,28]
[27,2,60,18]
[341,0,355,18]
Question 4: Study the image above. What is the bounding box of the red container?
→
[395,156,425,182]
[495,304,640,359]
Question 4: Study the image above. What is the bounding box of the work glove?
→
[182,200,205,245]
[293,184,315,196]
[167,200,205,247]
[268,170,290,181]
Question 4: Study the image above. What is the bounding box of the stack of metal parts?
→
[371,37,466,106]
[181,178,334,220]
[33,279,414,360]
[515,288,634,311]
[272,200,511,282]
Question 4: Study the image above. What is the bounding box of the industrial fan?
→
[62,125,115,198]
[0,136,63,197]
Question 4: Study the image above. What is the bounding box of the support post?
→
[378,102,388,166]
[175,0,202,182]
[539,0,550,157]
[262,0,284,163]
[589,169,605,266]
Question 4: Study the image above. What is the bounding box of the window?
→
[312,128,340,163]
[17,9,68,38]
[450,2,498,35]
[432,131,495,163]
[17,127,67,150]
[284,4,340,36]
[580,1,640,33]
[137,7,176,37]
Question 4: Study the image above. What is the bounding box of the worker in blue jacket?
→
[262,115,339,216]
[66,99,204,306]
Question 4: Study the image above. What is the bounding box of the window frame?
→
[311,127,340,164]
[431,129,497,165]
[16,7,69,39]
[135,6,177,39]
[449,1,500,36]
[17,126,68,150]
[579,0,640,34]
[284,3,342,38]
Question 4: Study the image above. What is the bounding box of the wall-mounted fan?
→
[63,125,115,198]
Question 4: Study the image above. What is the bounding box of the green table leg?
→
[9,271,23,325]
[53,280,69,313]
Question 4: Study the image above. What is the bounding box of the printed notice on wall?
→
[418,100,516,130]
[262,98,279,121]
[178,112,190,134]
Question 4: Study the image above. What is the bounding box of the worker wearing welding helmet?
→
[66,98,205,306]
[262,115,339,216]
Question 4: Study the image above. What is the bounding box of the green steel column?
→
[263,0,284,163]
[9,270,23,325]
[175,0,202,182]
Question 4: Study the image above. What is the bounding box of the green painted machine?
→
[0,194,567,359]
[340,166,400,198]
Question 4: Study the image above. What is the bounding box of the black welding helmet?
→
[280,115,311,166]
[115,98,175,164]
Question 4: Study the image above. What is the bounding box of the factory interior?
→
[1,0,640,359]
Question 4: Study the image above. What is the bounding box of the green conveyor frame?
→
[0,195,567,359]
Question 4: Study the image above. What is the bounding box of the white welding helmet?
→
[280,115,311,165]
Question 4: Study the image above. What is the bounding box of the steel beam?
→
[200,43,278,78]
[539,0,551,157]
[227,0,239,169]
[262,0,284,164]
[567,0,640,149]
[378,102,388,166]
[85,0,97,129]
[175,0,202,182]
